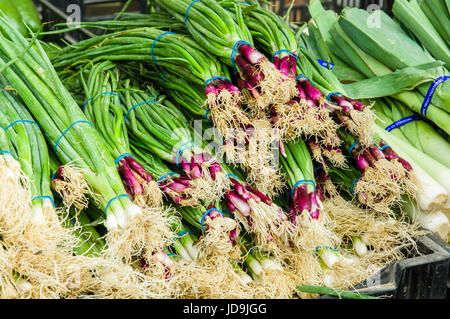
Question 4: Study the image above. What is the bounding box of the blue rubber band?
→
[32,195,56,208]
[114,153,133,165]
[385,115,421,132]
[299,46,306,50]
[200,208,225,233]
[204,76,231,87]
[350,177,362,195]
[290,179,316,197]
[349,139,359,156]
[151,32,175,67]
[54,121,93,155]
[51,170,57,181]
[0,150,13,156]
[317,59,335,70]
[295,75,315,87]
[82,92,121,112]
[226,173,239,180]
[379,145,391,151]
[231,40,252,70]
[271,49,298,61]
[175,140,195,166]
[167,254,177,257]
[184,0,201,32]
[421,76,449,117]
[314,166,323,171]
[104,194,130,216]
[124,100,159,123]
[242,247,255,257]
[157,172,178,184]
[326,92,342,101]
[2,120,40,130]
[315,246,339,254]
[177,230,197,238]
[222,210,235,218]
[204,108,213,125]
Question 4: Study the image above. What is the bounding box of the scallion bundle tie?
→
[123,100,160,123]
[54,121,93,154]
[290,179,317,197]
[176,230,198,239]
[104,194,130,216]
[184,0,201,31]
[231,40,252,70]
[0,150,13,156]
[385,115,422,132]
[200,208,224,233]
[349,139,359,156]
[317,59,335,70]
[175,140,196,166]
[151,32,175,67]
[31,195,56,208]
[226,173,239,180]
[326,92,343,101]
[421,75,449,117]
[296,75,315,87]
[1,119,40,130]
[379,145,391,151]
[114,153,134,166]
[315,246,339,254]
[350,177,363,195]
[271,49,298,61]
[157,172,178,184]
[82,92,121,112]
[204,76,231,87]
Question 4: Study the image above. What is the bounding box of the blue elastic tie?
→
[314,166,323,171]
[204,76,231,87]
[421,76,449,117]
[226,173,239,180]
[124,100,159,123]
[295,75,315,87]
[317,59,335,70]
[315,246,339,254]
[271,49,298,61]
[0,150,13,156]
[222,210,235,218]
[290,179,316,197]
[299,46,306,50]
[204,108,213,124]
[200,208,225,233]
[2,119,40,130]
[242,247,255,257]
[114,153,133,165]
[54,121,93,154]
[82,92,121,112]
[175,140,195,166]
[151,32,175,67]
[385,115,421,132]
[326,92,342,101]
[349,139,359,156]
[184,0,201,32]
[167,254,177,257]
[32,195,56,208]
[104,194,130,216]
[157,172,178,184]
[379,145,391,151]
[51,170,57,181]
[177,230,197,238]
[231,40,252,70]
[350,177,362,195]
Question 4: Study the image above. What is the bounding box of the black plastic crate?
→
[327,232,450,299]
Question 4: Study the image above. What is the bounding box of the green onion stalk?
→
[0,89,81,253]
[120,82,232,207]
[153,0,298,111]
[295,30,375,148]
[50,27,253,135]
[328,129,417,213]
[0,17,175,265]
[78,61,163,208]
[127,66,283,196]
[223,1,342,146]
[279,140,338,250]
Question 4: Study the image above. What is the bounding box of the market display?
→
[0,0,448,299]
